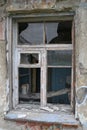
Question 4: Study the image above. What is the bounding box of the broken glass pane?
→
[46,21,72,44]
[20,53,39,64]
[18,23,44,45]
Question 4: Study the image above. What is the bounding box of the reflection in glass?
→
[45,23,58,44]
[46,21,72,44]
[18,21,72,45]
[47,50,72,66]
[18,23,43,45]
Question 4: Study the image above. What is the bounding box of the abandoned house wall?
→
[75,2,87,128]
[0,0,87,130]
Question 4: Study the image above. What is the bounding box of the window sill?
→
[4,104,79,126]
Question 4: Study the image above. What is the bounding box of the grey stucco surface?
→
[0,0,87,129]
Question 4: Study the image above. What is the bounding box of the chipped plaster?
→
[0,0,87,130]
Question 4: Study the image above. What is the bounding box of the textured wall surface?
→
[7,0,80,12]
[0,0,87,130]
[75,3,87,127]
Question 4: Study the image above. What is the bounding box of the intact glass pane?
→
[18,23,43,45]
[47,50,72,66]
[47,68,71,104]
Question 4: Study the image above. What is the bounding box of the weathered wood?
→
[12,17,73,109]
[13,21,19,108]
[47,88,70,98]
[7,17,13,110]
[19,64,40,68]
[19,88,70,100]
[32,68,37,93]
[41,49,47,106]
[17,44,73,50]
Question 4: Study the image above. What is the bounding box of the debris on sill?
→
[15,103,72,114]
[40,106,54,112]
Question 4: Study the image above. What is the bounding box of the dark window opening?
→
[46,21,72,44]
[18,21,72,45]
[16,20,73,106]
[19,68,40,104]
[47,68,71,104]
[47,49,72,104]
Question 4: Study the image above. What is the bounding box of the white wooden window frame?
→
[5,14,78,125]
[12,16,74,108]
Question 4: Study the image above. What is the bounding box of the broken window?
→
[18,21,72,45]
[19,68,40,103]
[13,20,74,109]
[20,53,39,64]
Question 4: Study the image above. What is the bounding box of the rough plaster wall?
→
[0,17,6,118]
[0,0,86,130]
[0,40,6,115]
[55,0,80,11]
[75,2,87,127]
[7,0,80,12]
